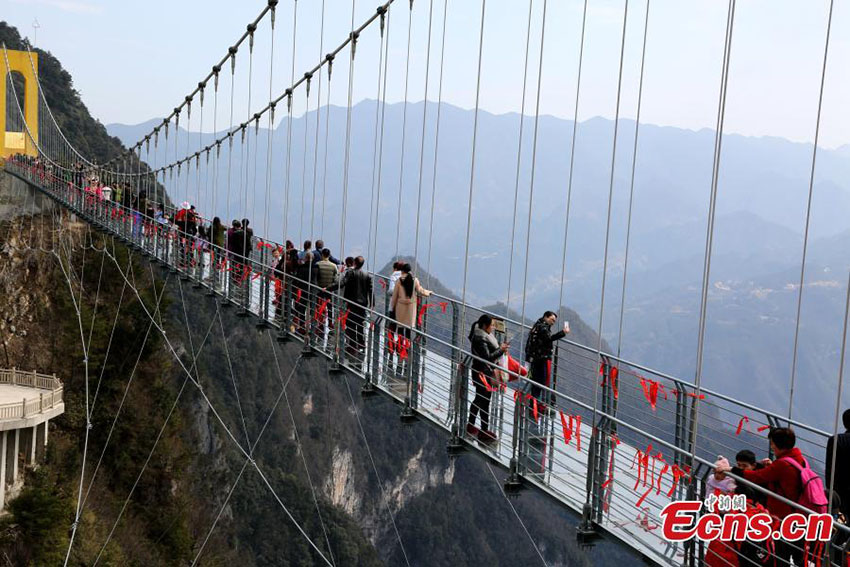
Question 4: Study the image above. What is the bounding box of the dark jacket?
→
[330,269,372,307]
[241,227,254,259]
[296,258,315,291]
[732,447,806,519]
[227,228,244,258]
[469,325,502,377]
[826,431,850,511]
[525,317,566,362]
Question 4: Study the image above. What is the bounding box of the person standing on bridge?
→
[468,314,509,443]
[327,256,373,369]
[524,311,570,403]
[390,263,433,377]
[312,240,340,265]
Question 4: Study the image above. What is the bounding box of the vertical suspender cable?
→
[585,0,629,508]
[226,50,237,230]
[320,50,333,239]
[369,7,394,272]
[242,31,255,218]
[338,0,357,262]
[283,0,298,243]
[212,70,220,222]
[412,0,435,272]
[518,0,548,349]
[459,0,488,342]
[423,0,448,288]
[787,0,835,421]
[828,270,850,516]
[310,0,327,243]
[689,0,736,469]
[263,5,278,241]
[615,0,651,357]
[504,0,535,314]
[367,7,390,270]
[299,64,312,244]
[556,0,589,321]
[394,1,414,261]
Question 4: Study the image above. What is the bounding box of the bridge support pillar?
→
[35,421,47,463]
[20,426,36,465]
[0,432,6,510]
[6,429,18,485]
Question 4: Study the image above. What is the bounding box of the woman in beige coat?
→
[390,263,432,332]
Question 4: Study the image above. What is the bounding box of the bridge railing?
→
[7,156,849,566]
[0,367,64,420]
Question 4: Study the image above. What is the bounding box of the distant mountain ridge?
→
[109,100,850,427]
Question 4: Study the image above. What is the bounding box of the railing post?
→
[257,262,272,330]
[401,328,418,423]
[447,357,468,455]
[362,315,380,397]
[301,284,316,356]
[11,368,16,386]
[579,356,614,541]
[505,390,526,493]
[39,393,43,413]
[329,293,344,374]
[21,398,26,418]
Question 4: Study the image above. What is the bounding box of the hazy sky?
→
[4,0,849,148]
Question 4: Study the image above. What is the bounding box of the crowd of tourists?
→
[8,154,850,567]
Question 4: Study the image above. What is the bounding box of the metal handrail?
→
[9,158,849,566]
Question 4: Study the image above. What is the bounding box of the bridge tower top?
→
[1,49,38,160]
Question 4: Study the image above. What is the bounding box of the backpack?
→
[780,456,829,514]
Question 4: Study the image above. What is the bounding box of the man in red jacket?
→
[721,428,805,566]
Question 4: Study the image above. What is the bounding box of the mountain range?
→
[109,101,850,429]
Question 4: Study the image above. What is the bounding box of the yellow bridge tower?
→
[1,49,38,160]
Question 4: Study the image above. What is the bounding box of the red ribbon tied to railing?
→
[736,416,749,436]
[600,364,620,399]
[337,309,350,330]
[314,298,329,322]
[559,410,582,452]
[398,337,410,360]
[639,378,666,410]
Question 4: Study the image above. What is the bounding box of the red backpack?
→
[780,456,829,514]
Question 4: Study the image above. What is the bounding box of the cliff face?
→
[0,173,635,566]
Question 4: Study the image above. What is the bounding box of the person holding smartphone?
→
[524,311,570,403]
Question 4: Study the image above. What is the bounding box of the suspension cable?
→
[689,0,737,470]
[504,0,535,314]
[310,0,327,244]
[367,6,390,273]
[585,0,630,509]
[828,269,850,517]
[369,6,393,276]
[337,0,358,262]
[412,0,435,273]
[518,0,548,349]
[556,0,589,321]
[459,0,488,351]
[787,0,835,420]
[393,1,415,261]
[424,0,448,288]
[615,0,652,357]
[263,7,278,239]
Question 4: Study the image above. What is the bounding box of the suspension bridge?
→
[2,0,849,565]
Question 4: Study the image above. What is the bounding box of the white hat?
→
[181,201,190,210]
